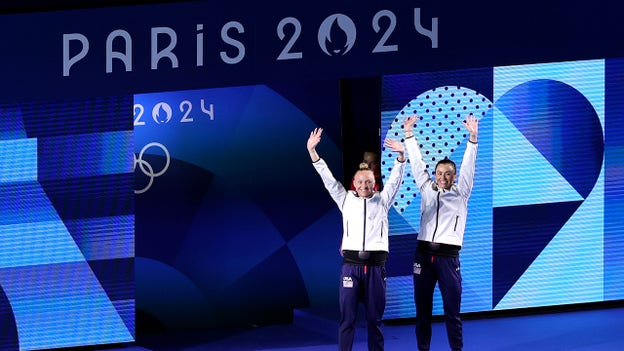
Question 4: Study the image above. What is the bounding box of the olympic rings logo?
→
[134,142,170,194]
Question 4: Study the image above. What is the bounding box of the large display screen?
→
[0,97,135,350]
[381,58,624,319]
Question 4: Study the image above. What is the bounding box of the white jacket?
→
[313,158,406,252]
[404,137,477,247]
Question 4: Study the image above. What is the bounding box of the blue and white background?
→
[381,58,623,319]
[0,0,622,349]
[0,98,135,350]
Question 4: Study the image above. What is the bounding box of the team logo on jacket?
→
[342,276,353,288]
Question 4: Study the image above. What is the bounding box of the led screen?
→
[381,58,624,319]
[0,97,135,350]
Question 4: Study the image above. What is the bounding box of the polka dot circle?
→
[382,86,492,214]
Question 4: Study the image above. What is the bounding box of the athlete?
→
[307,127,406,351]
[403,113,479,351]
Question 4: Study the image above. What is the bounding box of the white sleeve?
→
[404,137,434,192]
[312,158,348,210]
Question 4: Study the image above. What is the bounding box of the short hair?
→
[435,158,457,174]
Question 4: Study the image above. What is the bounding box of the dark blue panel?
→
[88,258,134,301]
[135,156,213,263]
[0,284,18,351]
[605,58,624,299]
[214,245,309,326]
[382,67,494,112]
[0,106,27,140]
[38,131,133,181]
[40,173,134,219]
[20,97,132,137]
[132,81,345,330]
[493,201,582,306]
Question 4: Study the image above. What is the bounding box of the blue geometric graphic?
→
[492,61,605,310]
[0,98,135,350]
[493,201,582,306]
[494,79,603,198]
[492,111,583,207]
[381,58,615,320]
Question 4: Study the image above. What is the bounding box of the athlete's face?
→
[353,170,375,198]
[435,163,456,190]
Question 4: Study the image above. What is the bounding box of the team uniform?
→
[312,157,405,351]
[404,136,478,351]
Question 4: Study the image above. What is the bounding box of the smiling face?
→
[352,170,376,198]
[435,160,457,190]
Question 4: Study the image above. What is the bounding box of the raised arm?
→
[402,115,433,191]
[457,113,479,197]
[463,113,479,143]
[380,137,407,205]
[309,127,348,209]
[383,138,405,162]
[307,127,323,162]
[403,115,417,138]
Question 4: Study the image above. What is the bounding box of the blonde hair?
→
[354,162,375,180]
[358,162,371,170]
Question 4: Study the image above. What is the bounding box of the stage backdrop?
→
[0,0,622,348]
[133,81,345,329]
[0,97,135,350]
[381,58,624,319]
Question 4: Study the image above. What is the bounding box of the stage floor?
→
[102,305,624,351]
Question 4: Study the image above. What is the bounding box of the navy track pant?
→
[339,263,386,351]
[413,252,463,351]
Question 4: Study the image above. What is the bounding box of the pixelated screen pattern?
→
[0,97,135,350]
[381,58,624,319]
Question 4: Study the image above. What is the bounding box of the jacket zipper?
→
[432,192,441,242]
[362,198,367,251]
